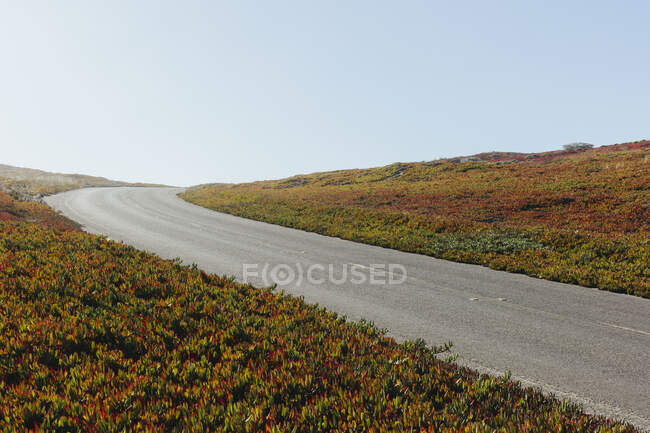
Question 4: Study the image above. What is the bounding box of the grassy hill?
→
[0,190,640,432]
[0,163,162,201]
[181,140,650,298]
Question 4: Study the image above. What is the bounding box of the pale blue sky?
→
[1,1,648,186]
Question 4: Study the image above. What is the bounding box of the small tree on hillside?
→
[563,142,594,151]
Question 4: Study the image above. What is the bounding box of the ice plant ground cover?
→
[0,193,642,432]
[181,140,649,298]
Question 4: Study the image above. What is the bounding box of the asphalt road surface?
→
[46,187,650,429]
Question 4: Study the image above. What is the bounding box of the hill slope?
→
[181,140,650,298]
[0,163,162,201]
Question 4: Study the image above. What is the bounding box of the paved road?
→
[46,187,650,429]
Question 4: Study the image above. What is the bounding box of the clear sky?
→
[1,1,648,186]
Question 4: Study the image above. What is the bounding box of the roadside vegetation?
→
[0,191,640,431]
[0,189,80,231]
[0,163,160,201]
[181,140,650,298]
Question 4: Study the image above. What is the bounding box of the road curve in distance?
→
[45,187,650,429]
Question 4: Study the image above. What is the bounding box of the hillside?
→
[181,140,650,298]
[0,190,640,432]
[0,163,162,201]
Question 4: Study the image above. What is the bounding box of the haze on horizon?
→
[1,1,648,187]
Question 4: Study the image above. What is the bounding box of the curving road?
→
[45,187,650,429]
